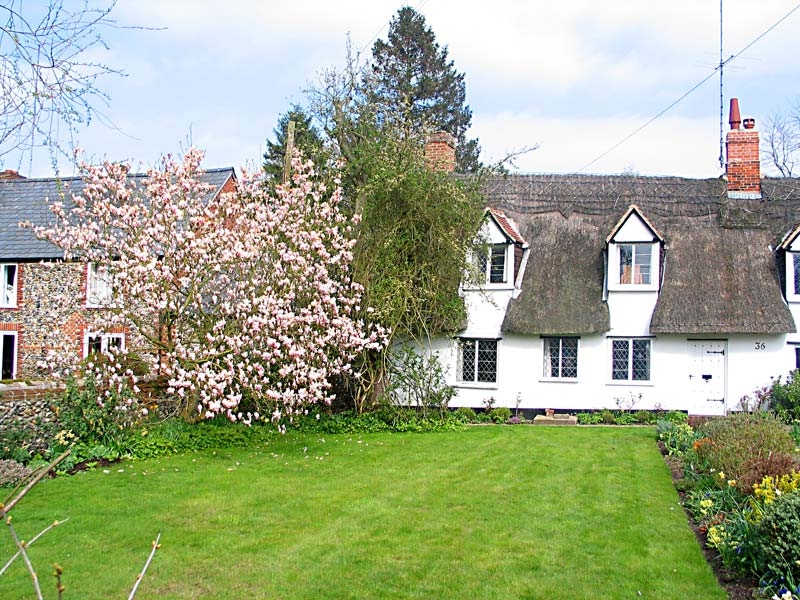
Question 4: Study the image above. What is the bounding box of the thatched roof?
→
[651,227,794,333]
[480,173,800,336]
[502,212,611,335]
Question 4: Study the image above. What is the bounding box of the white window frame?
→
[86,262,113,307]
[608,242,659,291]
[610,338,651,383]
[1,263,17,308]
[1,331,17,380]
[457,338,498,385]
[542,337,578,380]
[84,332,125,358]
[473,243,509,286]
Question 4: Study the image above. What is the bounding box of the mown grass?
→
[0,426,726,599]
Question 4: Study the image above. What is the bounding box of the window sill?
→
[539,377,579,383]
[607,285,659,293]
[606,380,654,387]
[455,382,499,390]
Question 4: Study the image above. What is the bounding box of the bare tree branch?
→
[0,1,126,169]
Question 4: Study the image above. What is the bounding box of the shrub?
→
[756,491,800,590]
[663,410,688,424]
[385,347,455,417]
[614,412,637,425]
[0,459,32,487]
[697,412,796,487]
[657,422,699,456]
[738,454,800,495]
[452,407,477,423]
[599,409,616,424]
[634,410,655,424]
[488,407,512,423]
[577,412,602,425]
[768,370,800,424]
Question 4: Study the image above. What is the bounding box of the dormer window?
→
[606,205,662,292]
[618,243,652,285]
[477,244,507,284]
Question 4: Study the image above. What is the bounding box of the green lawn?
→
[0,426,726,599]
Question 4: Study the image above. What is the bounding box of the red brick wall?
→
[424,132,456,173]
[726,129,760,194]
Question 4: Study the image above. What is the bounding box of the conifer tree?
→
[367,7,482,173]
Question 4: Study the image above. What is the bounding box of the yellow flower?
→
[718,471,726,479]
[728,479,736,487]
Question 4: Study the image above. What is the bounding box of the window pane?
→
[794,254,800,295]
[561,338,578,378]
[1,334,14,379]
[612,340,629,380]
[489,245,506,283]
[476,340,497,382]
[109,335,123,351]
[2,265,15,307]
[543,338,557,377]
[634,244,651,284]
[619,244,632,284]
[460,339,476,382]
[632,339,650,380]
[88,335,102,354]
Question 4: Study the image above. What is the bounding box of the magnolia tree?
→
[32,149,384,422]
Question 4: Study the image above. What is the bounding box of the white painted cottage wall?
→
[428,212,799,416]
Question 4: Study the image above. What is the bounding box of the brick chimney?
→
[424,131,456,172]
[726,98,761,199]
[0,169,26,180]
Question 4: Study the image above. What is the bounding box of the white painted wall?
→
[421,213,799,416]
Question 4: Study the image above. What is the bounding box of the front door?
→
[688,339,727,415]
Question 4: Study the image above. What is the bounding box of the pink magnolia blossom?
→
[31,149,385,421]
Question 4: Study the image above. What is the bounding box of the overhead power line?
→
[576,1,800,174]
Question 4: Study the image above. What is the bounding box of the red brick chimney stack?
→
[0,169,25,180]
[424,131,456,173]
[725,97,761,199]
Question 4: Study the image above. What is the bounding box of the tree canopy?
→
[262,104,328,185]
[367,6,481,173]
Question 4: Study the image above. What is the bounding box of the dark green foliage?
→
[262,104,329,185]
[488,407,512,423]
[290,408,465,434]
[756,491,800,589]
[577,412,603,425]
[351,140,484,341]
[697,412,796,484]
[634,410,655,424]
[600,408,616,424]
[452,407,477,423]
[614,412,637,425]
[368,7,481,172]
[768,369,800,424]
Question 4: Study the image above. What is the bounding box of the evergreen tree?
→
[262,105,328,183]
[368,6,482,173]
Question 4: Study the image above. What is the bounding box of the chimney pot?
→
[743,117,755,129]
[729,98,741,130]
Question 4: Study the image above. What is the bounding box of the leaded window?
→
[543,337,578,379]
[458,338,497,383]
[475,244,507,284]
[793,253,800,295]
[85,332,124,357]
[612,338,650,381]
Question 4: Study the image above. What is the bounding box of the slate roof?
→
[485,174,800,336]
[0,168,235,261]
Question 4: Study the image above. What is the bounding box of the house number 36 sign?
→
[754,342,766,350]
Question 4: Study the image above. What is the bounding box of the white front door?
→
[688,339,727,415]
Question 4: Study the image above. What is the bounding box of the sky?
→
[4,0,800,179]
